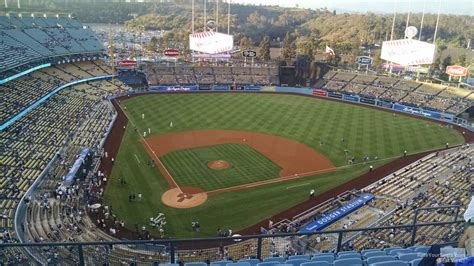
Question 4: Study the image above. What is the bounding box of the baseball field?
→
[103,93,464,238]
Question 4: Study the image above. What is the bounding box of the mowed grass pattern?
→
[161,144,282,191]
[103,93,464,238]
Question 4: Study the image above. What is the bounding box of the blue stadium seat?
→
[366,256,397,265]
[398,253,420,262]
[160,264,179,266]
[310,255,334,263]
[414,246,430,254]
[211,261,233,266]
[284,259,309,266]
[333,258,363,266]
[410,258,422,266]
[227,262,251,266]
[258,262,286,266]
[338,251,359,255]
[288,255,310,260]
[369,262,408,266]
[238,259,260,266]
[263,257,285,263]
[363,251,387,258]
[383,247,402,255]
[388,249,410,256]
[302,262,330,266]
[185,263,207,266]
[361,249,381,256]
[338,253,361,260]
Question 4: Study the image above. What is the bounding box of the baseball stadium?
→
[1,0,474,265]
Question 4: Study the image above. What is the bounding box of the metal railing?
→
[1,219,465,265]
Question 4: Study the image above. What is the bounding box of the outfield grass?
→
[103,93,464,238]
[161,144,282,191]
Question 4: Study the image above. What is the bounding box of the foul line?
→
[134,154,141,164]
[286,183,310,189]
[117,104,183,194]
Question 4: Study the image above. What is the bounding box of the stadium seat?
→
[337,253,361,259]
[284,259,309,266]
[257,262,287,266]
[363,251,387,258]
[337,251,359,255]
[211,261,233,266]
[238,259,260,266]
[366,256,397,265]
[398,253,420,262]
[369,262,408,266]
[361,249,381,256]
[410,258,422,266]
[310,255,334,263]
[333,258,363,266]
[414,247,430,253]
[263,257,285,263]
[383,247,402,255]
[227,262,251,266]
[160,264,179,266]
[388,249,410,256]
[302,262,330,266]
[185,263,207,266]
[288,255,310,260]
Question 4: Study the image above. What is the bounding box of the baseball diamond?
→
[103,92,464,238]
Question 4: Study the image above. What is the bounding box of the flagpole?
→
[192,0,195,34]
[405,0,412,34]
[390,0,397,41]
[227,0,231,35]
[204,0,207,32]
[433,0,442,44]
[216,0,219,32]
[418,0,426,40]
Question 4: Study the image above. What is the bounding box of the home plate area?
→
[161,187,208,209]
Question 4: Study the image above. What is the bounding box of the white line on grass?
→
[286,183,310,190]
[134,154,141,164]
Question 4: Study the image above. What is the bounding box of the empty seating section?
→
[322,70,472,114]
[145,66,279,86]
[1,61,111,124]
[0,16,103,72]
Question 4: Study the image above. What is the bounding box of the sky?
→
[232,0,474,16]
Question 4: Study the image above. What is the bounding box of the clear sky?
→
[232,0,474,16]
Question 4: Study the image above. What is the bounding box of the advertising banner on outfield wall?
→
[327,91,343,99]
[189,31,234,54]
[392,104,454,121]
[343,94,359,102]
[211,85,230,91]
[377,101,393,109]
[381,39,435,66]
[360,97,376,105]
[149,85,200,92]
[244,85,262,91]
[300,193,374,233]
[313,89,327,97]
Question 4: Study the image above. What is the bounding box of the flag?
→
[325,45,335,56]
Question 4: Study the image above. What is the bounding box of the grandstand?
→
[321,70,473,115]
[0,15,103,73]
[144,65,280,87]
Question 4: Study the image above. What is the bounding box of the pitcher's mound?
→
[162,187,207,208]
[207,160,230,170]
